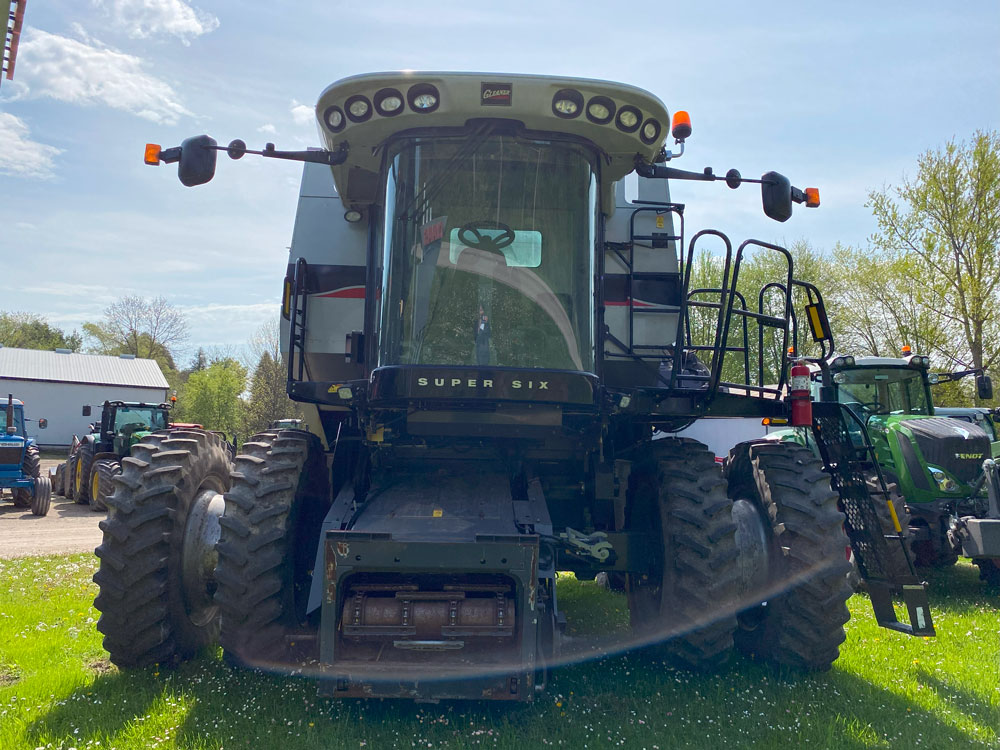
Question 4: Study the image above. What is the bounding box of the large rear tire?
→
[12,444,41,507]
[215,430,329,668]
[94,430,232,667]
[90,458,119,512]
[72,442,96,504]
[726,441,852,671]
[626,438,739,669]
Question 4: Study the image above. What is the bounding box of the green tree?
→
[178,359,247,438]
[242,351,302,437]
[867,130,1000,400]
[0,311,81,351]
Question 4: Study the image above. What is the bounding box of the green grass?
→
[1,555,997,749]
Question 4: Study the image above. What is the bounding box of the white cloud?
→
[93,0,219,44]
[290,100,313,126]
[0,113,62,179]
[10,28,191,124]
[258,123,277,135]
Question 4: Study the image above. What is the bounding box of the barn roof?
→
[0,347,169,389]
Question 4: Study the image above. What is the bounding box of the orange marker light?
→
[901,345,912,355]
[671,110,692,140]
[805,187,820,208]
[787,346,796,355]
[144,143,162,165]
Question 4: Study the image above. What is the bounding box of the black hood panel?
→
[903,417,989,484]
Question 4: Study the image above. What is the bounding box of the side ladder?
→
[811,401,935,636]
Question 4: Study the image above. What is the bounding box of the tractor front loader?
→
[95,72,934,702]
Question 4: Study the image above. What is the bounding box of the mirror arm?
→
[208,140,349,167]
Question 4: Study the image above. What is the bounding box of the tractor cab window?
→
[114,407,168,434]
[833,367,930,419]
[4,405,26,437]
[377,131,598,372]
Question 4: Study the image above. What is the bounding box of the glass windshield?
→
[115,406,168,432]
[834,367,930,417]
[5,406,25,436]
[377,132,598,372]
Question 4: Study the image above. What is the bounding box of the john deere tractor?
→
[68,401,170,510]
[94,71,935,702]
[0,395,51,516]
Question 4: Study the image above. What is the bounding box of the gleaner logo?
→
[416,377,548,390]
[481,82,512,106]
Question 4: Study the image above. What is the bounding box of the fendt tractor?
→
[65,400,172,510]
[0,395,51,516]
[760,350,1000,586]
[95,72,937,702]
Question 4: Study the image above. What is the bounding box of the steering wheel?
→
[458,221,515,253]
[120,423,149,436]
[858,400,885,415]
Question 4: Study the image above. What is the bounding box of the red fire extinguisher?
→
[789,358,812,427]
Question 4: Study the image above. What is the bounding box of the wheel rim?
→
[91,470,100,503]
[180,487,224,628]
[731,497,772,599]
[75,456,83,495]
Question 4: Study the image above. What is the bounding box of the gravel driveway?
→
[0,456,105,559]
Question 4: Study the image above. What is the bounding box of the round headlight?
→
[344,209,363,223]
[345,95,372,123]
[552,89,583,119]
[586,96,615,125]
[407,83,440,113]
[616,106,642,133]
[640,118,662,145]
[323,105,345,133]
[374,88,404,116]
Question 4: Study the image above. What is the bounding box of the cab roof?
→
[315,71,671,208]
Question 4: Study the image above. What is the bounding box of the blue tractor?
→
[0,394,51,516]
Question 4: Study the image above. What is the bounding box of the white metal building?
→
[0,347,169,447]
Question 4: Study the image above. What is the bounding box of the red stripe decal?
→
[606,299,655,308]
[317,286,366,299]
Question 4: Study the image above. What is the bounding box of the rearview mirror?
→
[38,418,47,429]
[178,135,218,187]
[761,171,792,222]
[82,405,91,417]
[977,374,993,401]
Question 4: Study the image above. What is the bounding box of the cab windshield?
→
[834,367,930,417]
[115,407,168,432]
[377,131,598,372]
[4,406,25,437]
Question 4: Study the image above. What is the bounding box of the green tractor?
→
[773,351,999,584]
[936,406,1000,459]
[67,401,171,510]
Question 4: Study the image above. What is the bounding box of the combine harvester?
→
[96,72,936,701]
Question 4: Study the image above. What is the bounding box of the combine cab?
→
[96,71,936,701]
[0,395,51,516]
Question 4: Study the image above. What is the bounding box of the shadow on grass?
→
[26,645,994,750]
[919,561,1000,613]
[916,668,1000,729]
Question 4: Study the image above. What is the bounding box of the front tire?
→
[974,558,1000,588]
[12,445,41,507]
[73,442,96,504]
[626,438,739,669]
[726,441,852,671]
[90,459,120,512]
[215,430,329,668]
[31,476,51,516]
[94,430,232,667]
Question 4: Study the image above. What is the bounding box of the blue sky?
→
[1,1,998,358]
